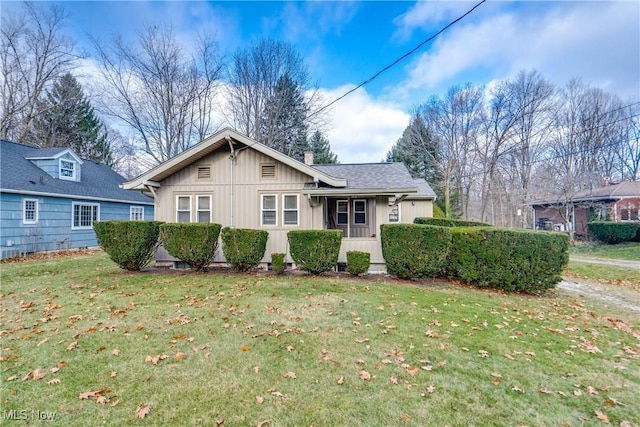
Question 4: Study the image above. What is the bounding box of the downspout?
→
[226,137,235,227]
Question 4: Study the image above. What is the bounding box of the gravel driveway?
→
[558,256,640,314]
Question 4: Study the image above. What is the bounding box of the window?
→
[197,165,211,180]
[283,194,299,226]
[353,200,366,224]
[130,206,144,221]
[621,203,638,221]
[72,203,99,229]
[337,200,348,225]
[261,195,277,226]
[176,196,191,223]
[389,204,400,223]
[261,164,276,178]
[197,195,211,223]
[23,199,38,224]
[60,159,75,180]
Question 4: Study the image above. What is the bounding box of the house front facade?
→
[123,128,436,271]
[529,181,640,238]
[0,140,154,259]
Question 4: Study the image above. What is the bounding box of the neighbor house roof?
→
[1,139,153,204]
[122,128,436,199]
[529,181,640,205]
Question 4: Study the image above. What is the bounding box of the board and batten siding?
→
[0,192,153,259]
[153,145,322,265]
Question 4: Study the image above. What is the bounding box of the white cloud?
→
[393,2,639,101]
[319,85,411,164]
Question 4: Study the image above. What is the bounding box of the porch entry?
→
[324,197,376,238]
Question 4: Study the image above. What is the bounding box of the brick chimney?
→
[304,151,314,166]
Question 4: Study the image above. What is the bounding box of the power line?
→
[306,0,487,122]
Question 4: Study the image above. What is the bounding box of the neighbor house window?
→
[196,195,211,223]
[389,204,400,223]
[23,199,38,224]
[176,196,192,223]
[72,202,99,229]
[283,194,299,226]
[130,206,144,221]
[59,159,75,180]
[337,200,348,225]
[261,195,277,226]
[621,203,638,221]
[353,200,366,224]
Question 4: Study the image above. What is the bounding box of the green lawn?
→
[570,242,640,260]
[1,252,638,426]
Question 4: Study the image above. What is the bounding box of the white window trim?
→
[261,194,278,226]
[282,194,299,226]
[196,195,212,223]
[353,199,367,225]
[71,202,100,229]
[130,206,145,221]
[337,200,349,225]
[59,158,76,180]
[389,203,401,223]
[176,195,192,223]
[23,198,39,225]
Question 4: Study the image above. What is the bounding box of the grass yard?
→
[1,251,638,426]
[570,242,640,261]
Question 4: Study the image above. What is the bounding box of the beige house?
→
[122,128,436,271]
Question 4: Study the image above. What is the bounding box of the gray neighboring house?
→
[0,140,154,259]
[122,128,436,271]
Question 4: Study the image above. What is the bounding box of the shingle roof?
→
[529,181,640,205]
[311,162,436,196]
[1,140,153,204]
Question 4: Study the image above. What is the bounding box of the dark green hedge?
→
[447,227,569,293]
[287,230,342,275]
[380,224,451,280]
[414,217,491,227]
[94,221,163,271]
[221,227,268,272]
[346,251,370,276]
[588,222,640,244]
[271,253,286,274]
[160,223,222,271]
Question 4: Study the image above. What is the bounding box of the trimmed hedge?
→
[414,217,491,227]
[94,220,163,271]
[447,227,569,293]
[271,253,286,275]
[287,230,342,275]
[160,223,222,271]
[221,227,268,272]
[380,224,451,280]
[346,251,370,276]
[588,222,640,244]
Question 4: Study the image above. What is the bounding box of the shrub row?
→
[381,223,569,292]
[587,221,640,244]
[414,217,491,227]
[95,222,350,274]
[447,227,569,293]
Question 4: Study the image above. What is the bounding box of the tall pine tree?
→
[308,130,337,164]
[259,73,309,162]
[28,73,113,164]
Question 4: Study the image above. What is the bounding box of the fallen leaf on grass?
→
[283,371,297,379]
[337,376,344,385]
[66,341,78,351]
[594,410,609,424]
[604,398,624,406]
[23,369,47,381]
[136,405,151,419]
[256,421,270,427]
[47,378,61,385]
[511,385,524,393]
[255,396,264,404]
[359,370,371,381]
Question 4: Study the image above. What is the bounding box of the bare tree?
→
[617,103,640,181]
[223,38,325,146]
[92,25,223,164]
[422,84,484,219]
[0,3,78,142]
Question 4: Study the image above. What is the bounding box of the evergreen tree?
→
[259,73,309,162]
[308,130,337,164]
[28,73,113,164]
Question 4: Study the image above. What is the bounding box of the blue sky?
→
[4,1,639,164]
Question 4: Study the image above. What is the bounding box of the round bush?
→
[160,223,222,271]
[94,221,163,271]
[221,227,268,272]
[346,251,370,275]
[271,253,286,274]
[287,230,342,275]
